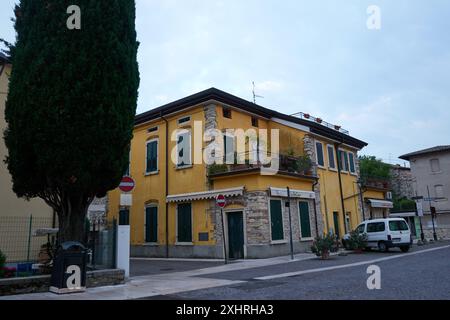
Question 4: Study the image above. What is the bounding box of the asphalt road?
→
[143,242,450,300]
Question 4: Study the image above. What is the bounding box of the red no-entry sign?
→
[216,194,226,208]
[119,176,135,193]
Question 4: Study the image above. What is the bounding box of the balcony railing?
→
[207,152,315,178]
[291,112,350,135]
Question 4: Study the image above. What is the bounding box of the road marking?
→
[255,245,450,280]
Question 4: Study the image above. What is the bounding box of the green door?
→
[333,212,340,238]
[145,206,158,243]
[227,212,244,260]
[298,202,312,238]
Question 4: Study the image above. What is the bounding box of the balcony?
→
[360,175,391,191]
[207,152,316,179]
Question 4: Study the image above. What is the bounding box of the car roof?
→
[361,218,405,224]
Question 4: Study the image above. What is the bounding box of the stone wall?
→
[390,165,414,199]
[0,269,125,297]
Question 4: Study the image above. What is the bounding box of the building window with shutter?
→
[176,130,192,168]
[315,142,325,167]
[146,139,158,174]
[430,159,441,173]
[349,152,356,174]
[145,205,158,243]
[270,200,284,241]
[327,145,336,170]
[298,201,312,238]
[177,203,192,243]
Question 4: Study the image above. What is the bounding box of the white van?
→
[342,218,412,252]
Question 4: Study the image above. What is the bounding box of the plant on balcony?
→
[295,155,313,174]
[311,234,339,259]
[316,118,323,123]
[346,231,368,253]
[304,113,310,119]
[207,163,229,176]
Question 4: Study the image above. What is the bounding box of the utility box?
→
[50,241,87,294]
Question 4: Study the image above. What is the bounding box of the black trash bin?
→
[50,241,87,294]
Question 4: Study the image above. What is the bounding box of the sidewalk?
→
[0,252,317,300]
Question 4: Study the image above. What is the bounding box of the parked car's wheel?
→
[378,241,388,252]
[400,245,410,253]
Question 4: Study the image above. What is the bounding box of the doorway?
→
[227,211,244,260]
[333,212,340,238]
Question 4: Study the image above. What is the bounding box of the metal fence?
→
[0,215,55,264]
[0,215,117,271]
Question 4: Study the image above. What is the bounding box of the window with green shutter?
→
[298,201,312,238]
[177,203,192,242]
[145,206,158,243]
[270,200,284,241]
[146,139,158,173]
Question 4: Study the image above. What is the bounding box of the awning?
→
[269,187,315,199]
[390,212,416,218]
[367,199,394,209]
[166,187,244,203]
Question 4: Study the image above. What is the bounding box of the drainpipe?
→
[161,111,170,258]
[312,179,320,237]
[334,142,346,237]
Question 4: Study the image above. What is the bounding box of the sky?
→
[1,0,450,165]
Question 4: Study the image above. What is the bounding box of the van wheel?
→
[400,245,410,253]
[378,241,388,252]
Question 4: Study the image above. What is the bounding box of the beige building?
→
[1,53,53,262]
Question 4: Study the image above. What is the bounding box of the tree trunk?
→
[56,194,90,245]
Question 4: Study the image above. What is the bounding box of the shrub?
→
[0,250,6,278]
[347,231,368,250]
[311,234,340,257]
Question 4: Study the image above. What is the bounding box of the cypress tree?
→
[4,0,139,243]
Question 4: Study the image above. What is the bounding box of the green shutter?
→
[147,140,158,172]
[299,202,312,238]
[145,207,158,242]
[177,203,192,242]
[270,200,284,241]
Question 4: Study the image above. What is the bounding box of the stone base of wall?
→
[131,245,224,259]
[246,241,313,259]
[0,269,124,297]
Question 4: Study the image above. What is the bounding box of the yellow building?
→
[1,53,54,262]
[108,88,368,258]
[361,178,393,220]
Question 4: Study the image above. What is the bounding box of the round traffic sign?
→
[216,194,226,208]
[119,176,135,193]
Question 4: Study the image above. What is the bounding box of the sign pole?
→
[427,186,438,241]
[287,187,294,260]
[221,208,228,265]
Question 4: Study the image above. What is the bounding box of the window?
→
[147,126,158,133]
[177,203,192,243]
[224,134,235,164]
[145,206,158,243]
[270,200,284,241]
[223,107,232,119]
[327,145,336,169]
[251,116,259,127]
[176,131,192,168]
[177,116,191,125]
[430,159,440,173]
[356,224,365,234]
[338,150,349,172]
[435,185,444,198]
[315,142,325,167]
[298,202,312,238]
[146,139,158,173]
[389,220,409,231]
[367,222,385,233]
[348,153,356,173]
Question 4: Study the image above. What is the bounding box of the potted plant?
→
[334,125,341,131]
[311,234,339,259]
[303,113,310,119]
[347,231,368,253]
[316,118,322,124]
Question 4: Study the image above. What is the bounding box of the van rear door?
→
[388,220,410,243]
